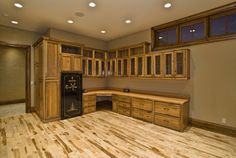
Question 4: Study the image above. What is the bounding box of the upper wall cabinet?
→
[82,47,93,77]
[152,4,236,51]
[107,50,117,77]
[94,50,106,77]
[61,44,83,72]
[117,48,129,77]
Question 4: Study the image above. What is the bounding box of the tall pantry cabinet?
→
[34,38,60,122]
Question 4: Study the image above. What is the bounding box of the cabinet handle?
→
[163,107,169,111]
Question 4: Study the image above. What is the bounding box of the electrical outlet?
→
[221,118,226,124]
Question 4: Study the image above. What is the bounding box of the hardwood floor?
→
[1,111,236,158]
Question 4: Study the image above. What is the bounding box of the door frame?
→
[0,41,31,113]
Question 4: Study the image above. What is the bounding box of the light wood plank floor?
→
[1,111,236,158]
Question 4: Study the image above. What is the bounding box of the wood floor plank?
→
[0,111,236,158]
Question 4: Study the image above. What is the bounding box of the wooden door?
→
[46,42,59,79]
[73,55,82,71]
[45,80,60,120]
[61,54,72,71]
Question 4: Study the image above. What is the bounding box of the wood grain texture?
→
[1,111,236,158]
[83,90,188,105]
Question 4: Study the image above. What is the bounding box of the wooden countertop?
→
[83,90,189,105]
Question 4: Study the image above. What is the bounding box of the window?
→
[210,11,236,37]
[180,20,205,43]
[155,27,177,46]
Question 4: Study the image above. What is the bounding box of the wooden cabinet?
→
[61,54,82,72]
[153,53,163,77]
[113,95,131,116]
[132,98,153,122]
[34,38,61,122]
[83,95,96,114]
[145,55,153,77]
[163,49,190,79]
[154,101,189,131]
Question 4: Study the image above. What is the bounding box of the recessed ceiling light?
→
[89,2,96,8]
[11,20,18,24]
[101,30,106,34]
[67,20,74,24]
[125,20,132,24]
[14,3,23,8]
[164,2,172,8]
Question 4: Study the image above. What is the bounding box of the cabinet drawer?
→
[142,111,153,123]
[131,108,142,119]
[83,95,96,102]
[118,101,131,108]
[154,114,180,130]
[154,102,180,117]
[118,107,130,116]
[83,106,96,114]
[83,101,96,108]
[118,95,131,103]
[112,101,118,112]
[132,98,153,111]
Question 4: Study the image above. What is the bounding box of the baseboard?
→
[0,99,25,105]
[189,118,236,137]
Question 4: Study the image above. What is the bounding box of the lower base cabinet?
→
[83,91,189,132]
[83,95,96,114]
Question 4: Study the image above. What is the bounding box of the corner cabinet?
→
[34,38,61,122]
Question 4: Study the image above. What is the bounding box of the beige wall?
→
[0,45,26,102]
[47,28,108,50]
[107,30,236,128]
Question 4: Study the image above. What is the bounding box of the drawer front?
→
[83,101,96,108]
[142,111,153,123]
[83,95,96,102]
[131,108,142,119]
[154,114,180,130]
[112,101,118,112]
[132,98,153,111]
[118,101,131,108]
[83,106,96,114]
[154,102,180,117]
[118,95,131,103]
[118,107,130,116]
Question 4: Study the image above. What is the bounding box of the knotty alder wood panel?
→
[83,90,189,131]
[1,112,236,158]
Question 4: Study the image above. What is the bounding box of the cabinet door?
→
[61,54,72,71]
[101,61,105,76]
[111,60,116,76]
[137,57,143,76]
[46,42,59,79]
[117,60,122,76]
[154,54,162,77]
[123,59,128,76]
[87,59,93,76]
[164,52,173,77]
[130,58,135,76]
[174,50,189,78]
[145,55,152,76]
[107,61,111,76]
[73,55,82,71]
[45,80,59,120]
[82,59,87,75]
[95,60,100,76]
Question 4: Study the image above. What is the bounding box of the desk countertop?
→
[83,90,189,105]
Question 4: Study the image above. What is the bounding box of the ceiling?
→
[0,0,235,41]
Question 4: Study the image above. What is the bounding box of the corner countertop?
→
[83,90,189,105]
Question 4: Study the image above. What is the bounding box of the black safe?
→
[61,72,82,119]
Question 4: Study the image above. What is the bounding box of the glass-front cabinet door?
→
[154,54,162,77]
[117,60,122,76]
[107,61,111,76]
[95,60,100,76]
[82,59,87,76]
[145,55,152,76]
[164,52,173,77]
[174,50,189,78]
[111,60,116,76]
[101,61,105,77]
[137,57,143,76]
[130,58,135,76]
[123,59,128,76]
[87,59,93,76]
